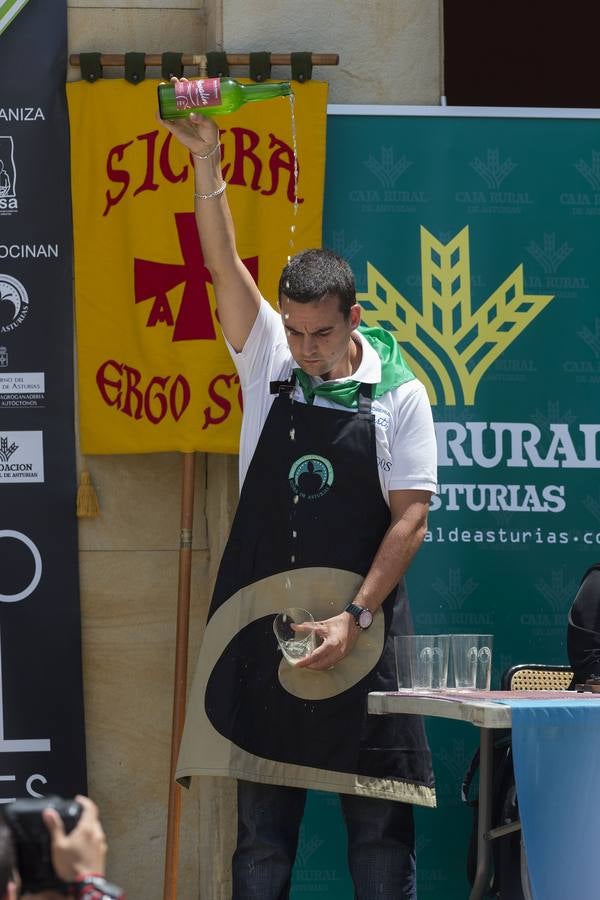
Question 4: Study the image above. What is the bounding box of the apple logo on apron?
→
[288,454,334,500]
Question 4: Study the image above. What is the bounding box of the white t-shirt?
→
[228,299,438,504]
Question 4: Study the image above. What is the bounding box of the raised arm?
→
[160,80,262,352]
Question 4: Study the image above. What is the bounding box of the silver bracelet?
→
[194,182,227,200]
[192,143,221,160]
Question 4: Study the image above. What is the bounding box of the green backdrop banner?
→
[290,110,600,898]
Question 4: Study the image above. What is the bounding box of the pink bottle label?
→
[174,78,222,111]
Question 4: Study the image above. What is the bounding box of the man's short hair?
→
[0,820,15,897]
[278,249,356,318]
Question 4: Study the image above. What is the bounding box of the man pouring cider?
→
[161,79,437,900]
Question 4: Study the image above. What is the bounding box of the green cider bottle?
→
[158,76,292,120]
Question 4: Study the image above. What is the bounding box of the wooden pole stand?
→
[163,452,196,900]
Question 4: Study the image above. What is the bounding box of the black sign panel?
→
[0,0,87,801]
[443,0,600,107]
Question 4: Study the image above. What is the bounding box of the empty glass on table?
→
[450,634,493,690]
[395,634,450,690]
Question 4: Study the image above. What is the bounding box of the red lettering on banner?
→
[261,133,301,203]
[146,294,174,327]
[134,212,258,341]
[202,372,243,430]
[160,132,188,184]
[102,128,303,214]
[96,360,191,424]
[122,364,143,418]
[134,130,161,196]
[169,375,191,420]
[103,141,134,216]
[222,127,262,190]
[96,360,123,407]
[143,375,168,423]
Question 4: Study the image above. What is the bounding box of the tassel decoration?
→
[76,469,100,518]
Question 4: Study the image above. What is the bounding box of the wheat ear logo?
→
[365,147,412,187]
[574,150,600,190]
[358,226,554,405]
[470,148,517,188]
[0,436,18,462]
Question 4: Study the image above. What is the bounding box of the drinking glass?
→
[395,634,450,690]
[451,634,493,689]
[273,607,316,665]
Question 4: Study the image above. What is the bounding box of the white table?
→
[370,688,600,900]
[368,690,515,900]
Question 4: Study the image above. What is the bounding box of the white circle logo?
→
[0,530,42,601]
[288,454,334,500]
[0,275,29,334]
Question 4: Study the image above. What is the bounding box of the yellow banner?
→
[67,78,327,454]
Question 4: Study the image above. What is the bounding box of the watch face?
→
[358,608,373,629]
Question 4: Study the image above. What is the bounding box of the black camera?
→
[2,796,82,894]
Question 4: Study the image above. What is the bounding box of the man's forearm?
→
[192,144,238,276]
[160,104,261,351]
[296,492,431,671]
[353,520,427,613]
[353,492,431,614]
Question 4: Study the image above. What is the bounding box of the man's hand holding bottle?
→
[159,77,221,158]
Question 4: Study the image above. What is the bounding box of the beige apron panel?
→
[176,567,436,807]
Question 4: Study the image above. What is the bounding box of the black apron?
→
[176,378,435,805]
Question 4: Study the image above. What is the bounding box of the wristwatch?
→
[344,602,373,630]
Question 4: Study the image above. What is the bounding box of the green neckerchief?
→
[293,326,414,409]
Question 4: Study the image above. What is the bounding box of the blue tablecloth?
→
[506,699,600,900]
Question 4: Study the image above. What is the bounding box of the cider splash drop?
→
[287,93,299,263]
[286,92,301,575]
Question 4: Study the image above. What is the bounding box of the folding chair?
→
[496,663,572,899]
[501,663,573,692]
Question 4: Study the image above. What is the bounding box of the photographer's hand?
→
[42,795,107,881]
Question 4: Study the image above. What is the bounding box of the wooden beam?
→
[69,52,339,68]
